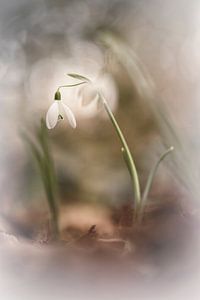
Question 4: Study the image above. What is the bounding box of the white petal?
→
[79,84,98,106]
[96,73,118,111]
[96,94,104,110]
[46,102,59,129]
[62,103,77,128]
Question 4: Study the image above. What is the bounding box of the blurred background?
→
[0,0,200,298]
[1,0,200,231]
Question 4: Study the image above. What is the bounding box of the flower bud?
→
[54,90,61,100]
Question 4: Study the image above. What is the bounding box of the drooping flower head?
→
[46,90,76,129]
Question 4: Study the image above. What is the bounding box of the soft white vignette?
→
[0,0,200,299]
[0,237,199,300]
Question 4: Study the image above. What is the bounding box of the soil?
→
[0,198,199,286]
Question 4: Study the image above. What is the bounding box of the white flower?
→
[78,81,100,106]
[76,73,117,110]
[46,91,76,129]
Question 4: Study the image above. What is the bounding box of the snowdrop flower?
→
[78,80,100,107]
[73,73,117,110]
[46,90,76,129]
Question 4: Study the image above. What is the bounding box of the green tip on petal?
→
[54,90,61,100]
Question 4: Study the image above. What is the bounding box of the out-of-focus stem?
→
[138,146,174,222]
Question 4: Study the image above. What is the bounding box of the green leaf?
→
[22,121,59,238]
[141,146,174,213]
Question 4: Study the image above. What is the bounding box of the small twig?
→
[65,225,97,247]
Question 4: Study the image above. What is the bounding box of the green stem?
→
[101,95,141,210]
[57,81,87,91]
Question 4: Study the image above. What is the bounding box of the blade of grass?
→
[139,146,174,221]
[22,121,59,239]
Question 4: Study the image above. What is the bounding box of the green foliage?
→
[23,119,59,239]
[139,146,174,221]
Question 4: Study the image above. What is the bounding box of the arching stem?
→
[100,94,141,216]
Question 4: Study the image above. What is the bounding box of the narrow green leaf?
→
[141,146,174,214]
[22,121,59,238]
